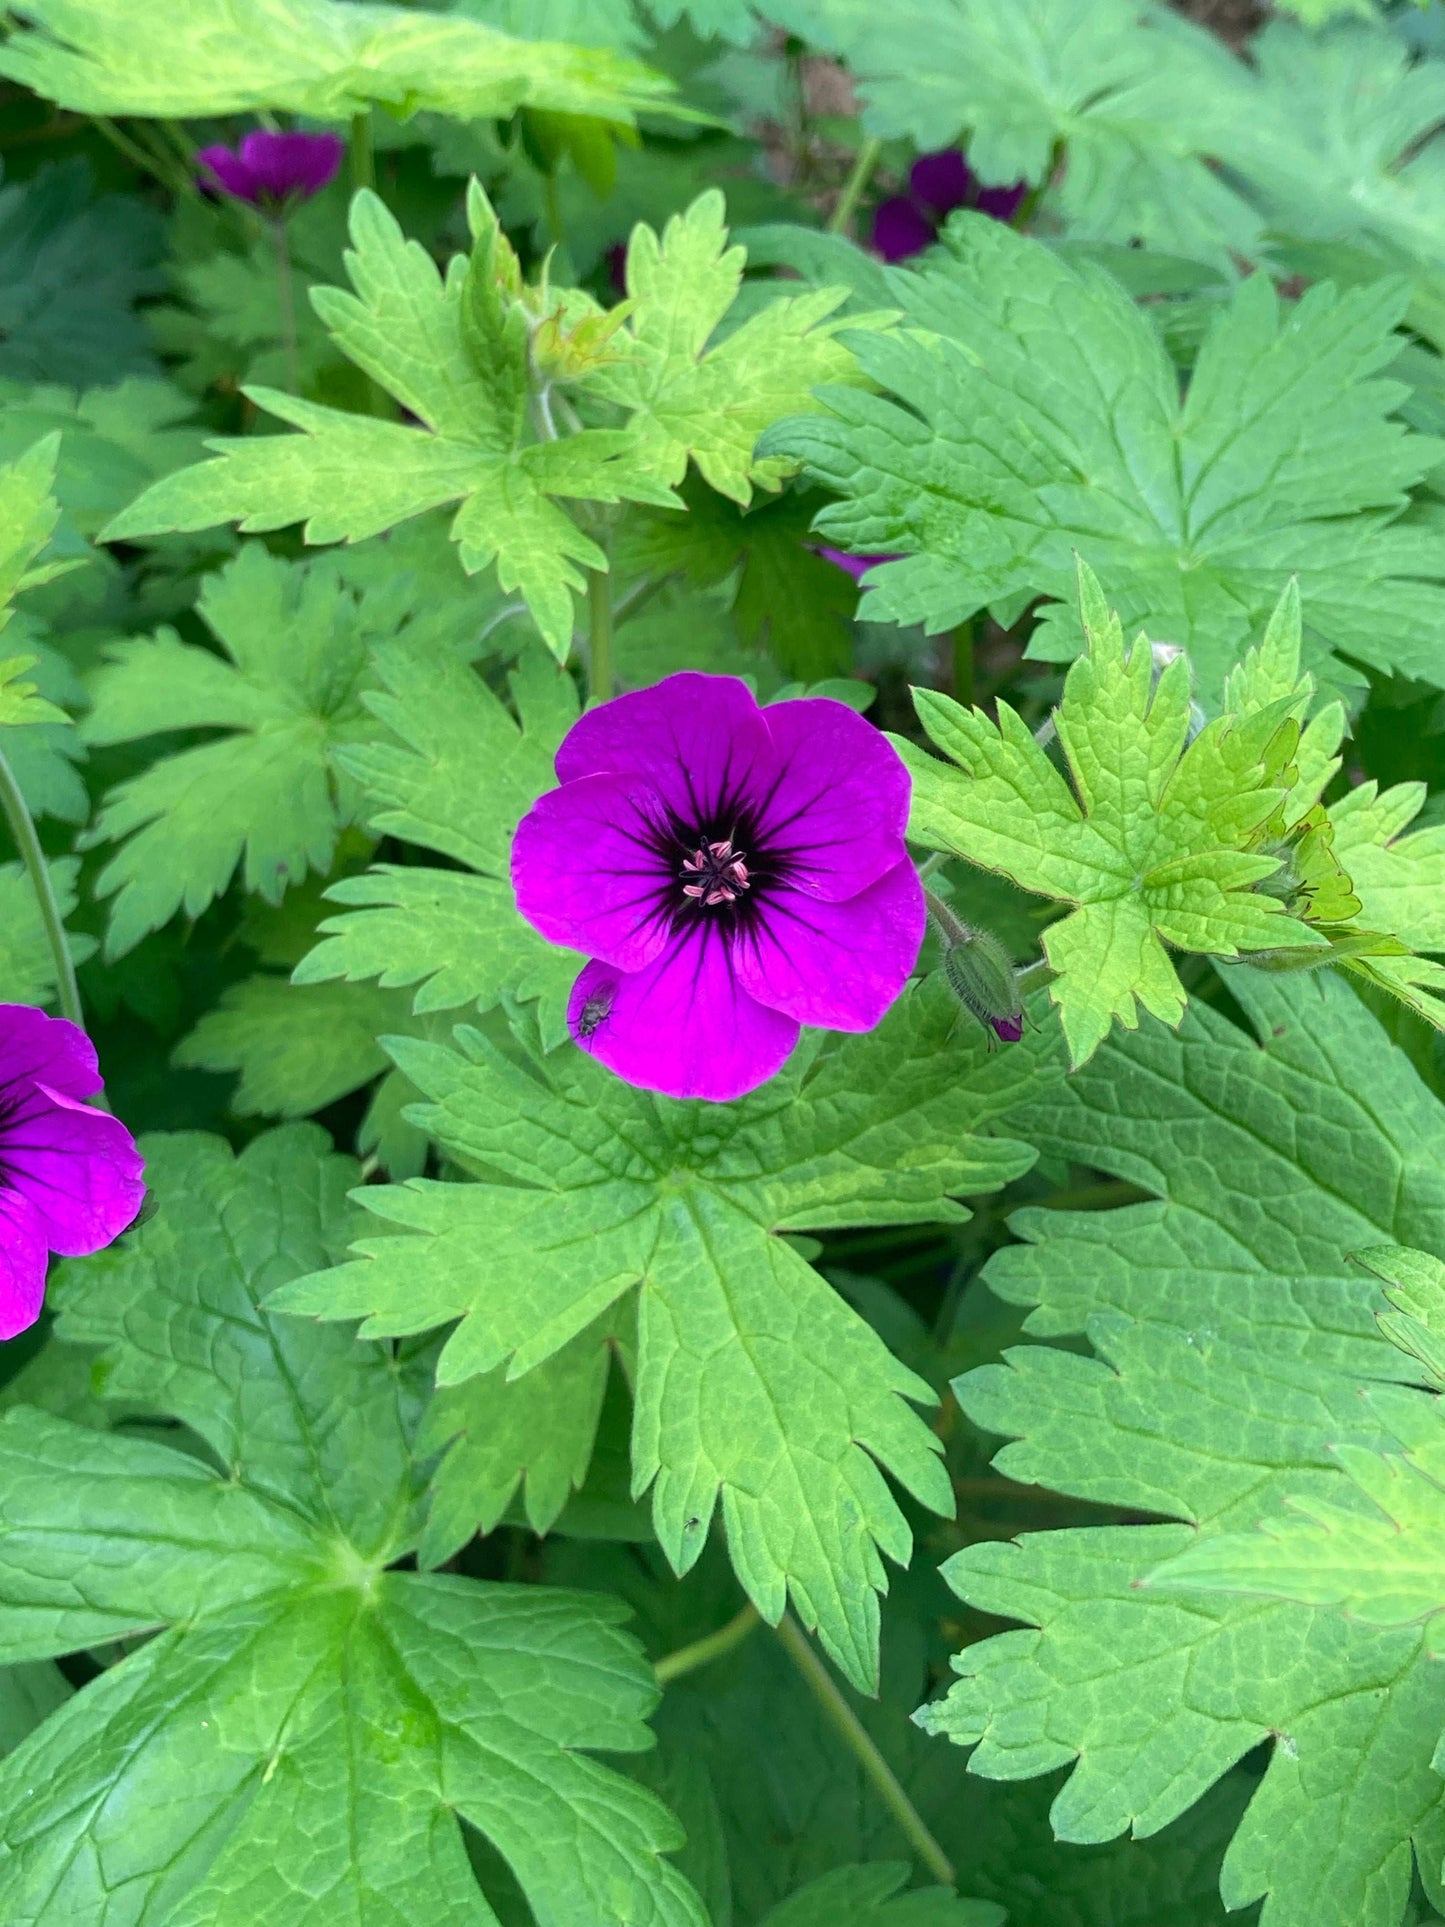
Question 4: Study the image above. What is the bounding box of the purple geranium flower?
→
[871,148,1027,262]
[197,130,344,210]
[512,674,926,1102]
[0,1006,144,1339]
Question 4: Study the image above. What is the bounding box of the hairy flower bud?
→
[926,892,1023,1045]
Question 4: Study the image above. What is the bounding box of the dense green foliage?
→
[4,0,1445,1922]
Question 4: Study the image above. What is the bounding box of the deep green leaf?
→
[763,221,1445,700]
[269,977,1056,1689]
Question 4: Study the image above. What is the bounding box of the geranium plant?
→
[0,2,1444,1924]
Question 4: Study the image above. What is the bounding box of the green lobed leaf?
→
[104,190,681,657]
[803,0,1263,265]
[81,543,427,956]
[0,159,162,389]
[297,641,582,1046]
[0,374,205,547]
[561,1532,1249,1925]
[416,1301,632,1565]
[0,1124,708,1926]
[586,189,891,507]
[1359,1243,1445,1387]
[617,479,857,681]
[1330,780,1445,952]
[269,977,1059,1690]
[919,968,1445,1927]
[899,567,1324,1065]
[1221,22,1445,354]
[762,219,1445,701]
[0,0,680,122]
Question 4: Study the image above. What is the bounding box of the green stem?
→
[272,216,300,395]
[0,746,82,1031]
[772,1614,956,1890]
[155,116,196,172]
[587,567,615,705]
[133,119,200,200]
[654,1603,761,1686]
[951,619,975,707]
[350,111,375,195]
[828,135,881,235]
[90,116,187,195]
[611,573,667,631]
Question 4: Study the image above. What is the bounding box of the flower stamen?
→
[681,838,750,906]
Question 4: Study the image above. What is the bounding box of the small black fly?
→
[576,982,617,1040]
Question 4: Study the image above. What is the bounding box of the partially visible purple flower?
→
[512,674,926,1102]
[990,1013,1025,1043]
[871,196,937,265]
[197,130,344,210]
[818,546,901,583]
[870,148,1027,262]
[0,1006,144,1339]
[909,148,973,218]
[974,181,1028,223]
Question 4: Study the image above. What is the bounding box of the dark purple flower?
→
[512,674,926,1102]
[818,546,902,583]
[871,196,938,265]
[909,148,974,218]
[0,1006,144,1339]
[870,148,1027,262]
[197,130,344,210]
[990,1013,1024,1043]
[974,181,1028,224]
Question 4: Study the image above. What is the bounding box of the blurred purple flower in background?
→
[512,673,925,1102]
[871,148,1027,262]
[197,130,345,210]
[818,547,901,582]
[0,1006,144,1339]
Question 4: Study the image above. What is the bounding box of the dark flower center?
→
[680,838,750,907]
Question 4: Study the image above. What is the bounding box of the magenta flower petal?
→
[511,772,675,971]
[731,860,925,1030]
[0,1189,51,1341]
[0,1002,102,1101]
[909,149,975,217]
[817,546,902,583]
[975,181,1027,223]
[555,671,774,812]
[198,130,343,207]
[3,1085,145,1257]
[569,938,798,1103]
[871,196,936,263]
[197,143,261,203]
[239,129,342,200]
[516,673,920,1103]
[0,1006,143,1339]
[757,699,914,901]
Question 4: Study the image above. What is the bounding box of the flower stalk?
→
[271,215,300,395]
[586,567,614,705]
[772,1612,957,1890]
[654,1601,761,1685]
[350,111,375,194]
[0,743,83,1031]
[828,135,881,235]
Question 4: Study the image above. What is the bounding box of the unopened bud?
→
[926,891,1023,1047]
